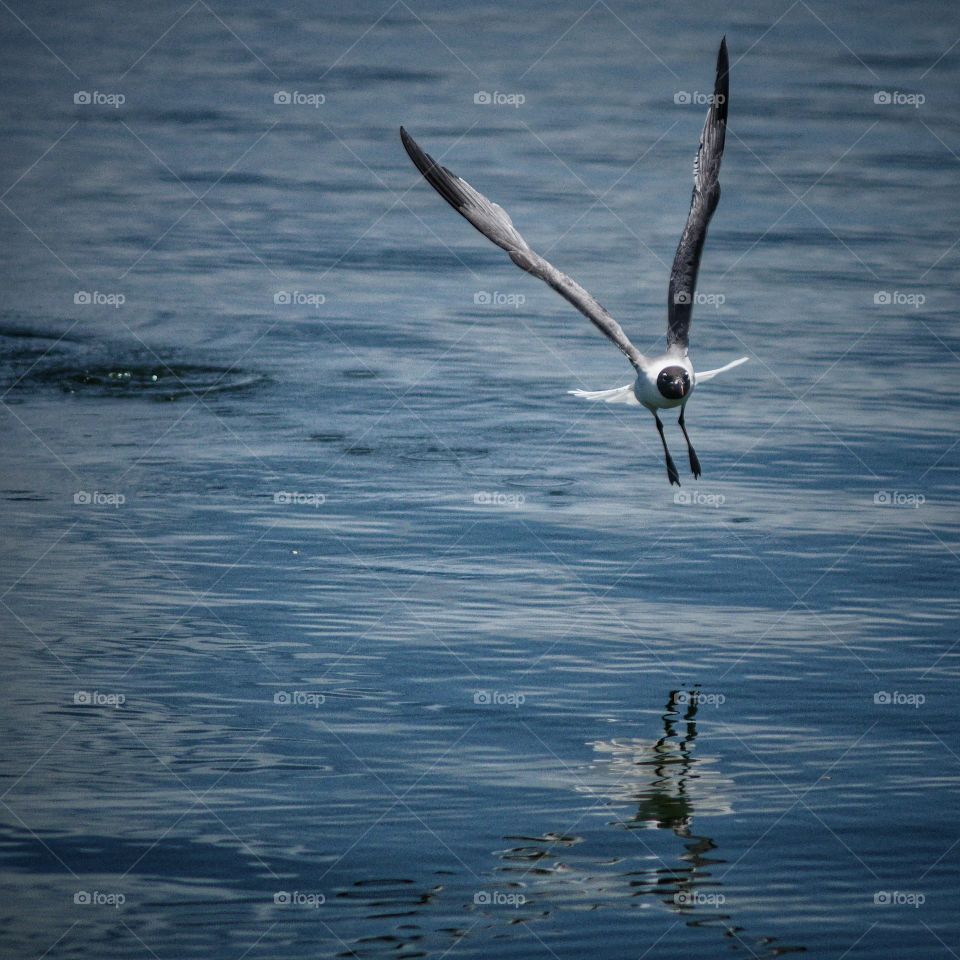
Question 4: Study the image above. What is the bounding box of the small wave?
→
[397,443,490,463]
[29,363,265,401]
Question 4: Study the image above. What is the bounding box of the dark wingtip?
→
[715,37,729,123]
[399,126,422,167]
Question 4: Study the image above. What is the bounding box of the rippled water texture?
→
[1,1,959,958]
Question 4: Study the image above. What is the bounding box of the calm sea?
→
[1,1,958,957]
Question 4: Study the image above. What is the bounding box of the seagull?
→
[400,37,747,486]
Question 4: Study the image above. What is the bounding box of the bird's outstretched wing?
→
[667,37,729,355]
[400,126,647,371]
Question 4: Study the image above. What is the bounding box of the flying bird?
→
[400,37,746,485]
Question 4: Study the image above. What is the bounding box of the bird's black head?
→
[657,366,692,400]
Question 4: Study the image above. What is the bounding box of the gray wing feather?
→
[400,126,646,371]
[667,37,729,354]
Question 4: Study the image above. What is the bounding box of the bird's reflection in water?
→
[598,688,805,955]
[618,689,727,911]
[491,689,805,957]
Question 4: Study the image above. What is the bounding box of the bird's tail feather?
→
[568,384,639,405]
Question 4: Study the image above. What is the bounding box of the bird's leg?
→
[654,412,681,486]
[678,403,701,479]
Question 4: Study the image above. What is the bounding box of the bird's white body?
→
[570,354,748,410]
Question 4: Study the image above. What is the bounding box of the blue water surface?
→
[1,1,959,957]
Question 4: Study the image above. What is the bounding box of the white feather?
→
[695,356,749,383]
[568,384,639,405]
